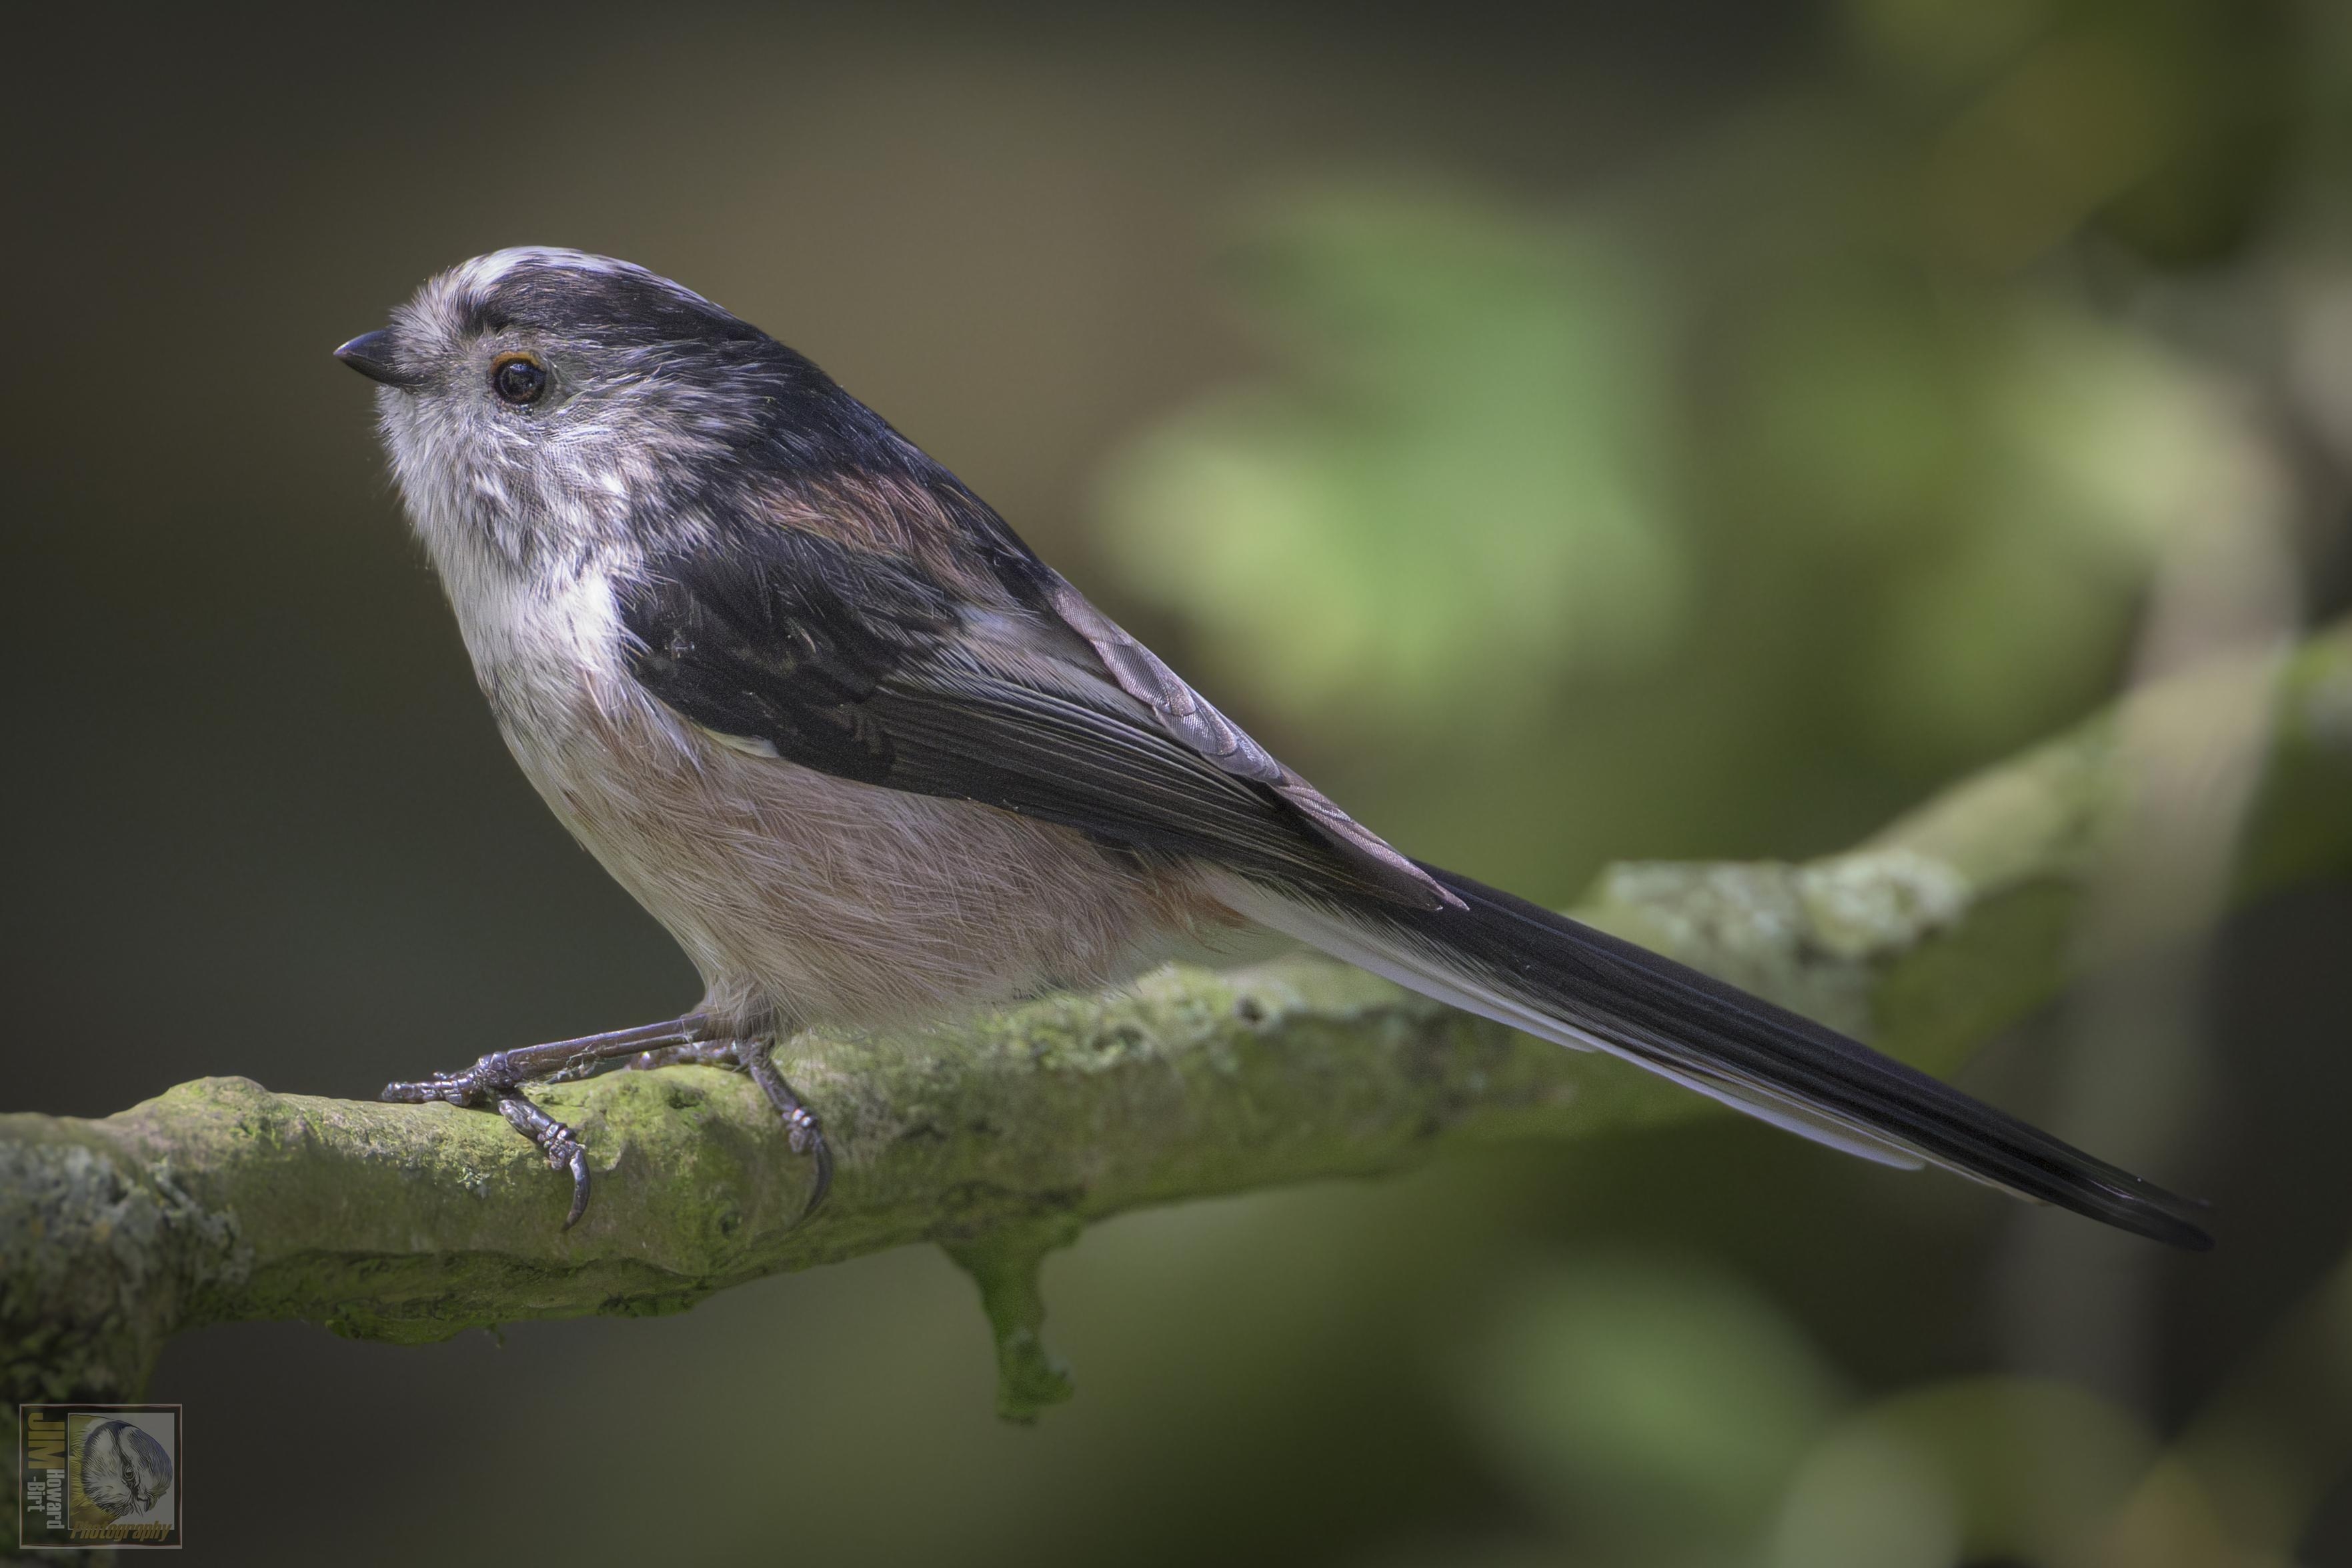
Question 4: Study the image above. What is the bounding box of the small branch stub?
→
[944,1217,1085,1422]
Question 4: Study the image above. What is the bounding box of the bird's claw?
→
[379,1018,714,1228]
[735,1040,833,1219]
[496,1093,592,1228]
[381,1057,592,1226]
[788,1108,834,1216]
[624,1038,832,1219]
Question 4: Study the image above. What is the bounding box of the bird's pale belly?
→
[493,676,1220,1035]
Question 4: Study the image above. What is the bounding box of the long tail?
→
[1205,863,2213,1250]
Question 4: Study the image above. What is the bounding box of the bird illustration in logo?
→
[75,1420,173,1522]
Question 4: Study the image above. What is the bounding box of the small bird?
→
[337,248,2209,1248]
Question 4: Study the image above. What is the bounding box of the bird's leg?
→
[381,1013,716,1227]
[620,1037,832,1217]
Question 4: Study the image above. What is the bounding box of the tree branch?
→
[6,627,2350,1434]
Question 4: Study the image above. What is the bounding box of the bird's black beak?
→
[334,329,425,388]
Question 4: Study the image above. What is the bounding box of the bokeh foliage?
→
[1077,1,2351,1561]
[1097,0,2321,915]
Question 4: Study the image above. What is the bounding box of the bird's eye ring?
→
[490,351,549,407]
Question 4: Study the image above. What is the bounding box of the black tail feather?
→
[1371,865,2214,1250]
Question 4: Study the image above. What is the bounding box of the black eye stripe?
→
[491,353,549,407]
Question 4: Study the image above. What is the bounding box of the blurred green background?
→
[7,2,2352,1563]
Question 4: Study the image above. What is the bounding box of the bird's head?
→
[338,248,856,576]
[77,1421,172,1521]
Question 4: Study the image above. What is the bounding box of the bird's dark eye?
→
[491,352,549,407]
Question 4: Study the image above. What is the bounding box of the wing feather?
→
[1030,574,1458,909]
[618,529,1422,901]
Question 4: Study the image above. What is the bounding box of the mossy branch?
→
[5,626,2350,1441]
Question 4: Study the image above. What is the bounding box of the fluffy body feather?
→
[352,247,2211,1248]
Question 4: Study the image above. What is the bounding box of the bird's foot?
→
[493,1091,594,1228]
[381,1014,715,1228]
[622,1037,832,1218]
